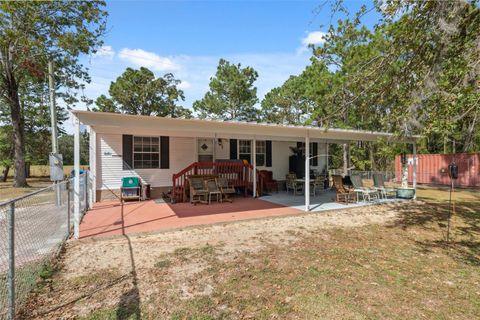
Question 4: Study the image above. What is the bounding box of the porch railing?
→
[172,162,261,203]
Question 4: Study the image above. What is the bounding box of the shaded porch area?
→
[260,190,401,212]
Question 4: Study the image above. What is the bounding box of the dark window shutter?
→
[266,140,272,167]
[312,143,318,166]
[122,135,133,170]
[230,139,238,160]
[160,136,169,169]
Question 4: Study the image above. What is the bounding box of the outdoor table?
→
[295,179,315,184]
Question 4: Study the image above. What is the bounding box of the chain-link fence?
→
[0,173,88,320]
[329,170,397,183]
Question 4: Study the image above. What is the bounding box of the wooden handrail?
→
[172,161,259,202]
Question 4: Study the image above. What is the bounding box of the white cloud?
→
[118,48,180,71]
[68,51,310,133]
[177,80,191,90]
[93,45,115,59]
[297,31,327,55]
[301,31,327,46]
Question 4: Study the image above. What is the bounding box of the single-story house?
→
[70,110,420,237]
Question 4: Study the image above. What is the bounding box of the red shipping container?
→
[395,153,480,188]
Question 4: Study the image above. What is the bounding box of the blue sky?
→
[75,0,379,124]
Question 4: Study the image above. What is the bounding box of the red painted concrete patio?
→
[80,197,303,238]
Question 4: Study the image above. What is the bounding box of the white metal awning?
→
[72,110,420,143]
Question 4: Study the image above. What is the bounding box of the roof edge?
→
[71,110,422,141]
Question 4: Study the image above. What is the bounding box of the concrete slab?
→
[80,196,302,239]
[260,190,401,212]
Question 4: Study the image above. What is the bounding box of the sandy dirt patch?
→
[62,202,402,277]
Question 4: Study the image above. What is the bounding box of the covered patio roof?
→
[70,110,420,239]
[72,110,420,143]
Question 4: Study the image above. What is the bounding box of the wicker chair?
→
[286,173,303,195]
[311,175,326,196]
[188,177,208,205]
[217,177,236,203]
[205,179,222,204]
[332,175,356,203]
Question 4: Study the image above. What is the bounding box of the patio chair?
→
[260,170,278,193]
[350,175,379,202]
[311,175,326,196]
[217,176,236,203]
[188,177,208,205]
[373,173,397,199]
[120,176,141,202]
[332,175,356,204]
[286,173,303,195]
[205,179,222,204]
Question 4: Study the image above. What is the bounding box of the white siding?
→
[95,133,328,191]
[214,137,230,160]
[97,133,195,190]
[270,141,296,180]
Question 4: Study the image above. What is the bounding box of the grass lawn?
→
[20,186,480,319]
[0,165,88,202]
[0,177,53,202]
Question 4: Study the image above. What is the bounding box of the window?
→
[133,136,160,169]
[238,140,251,163]
[256,141,266,166]
[238,140,266,166]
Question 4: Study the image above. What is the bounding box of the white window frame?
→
[238,140,251,163]
[133,136,160,169]
[255,140,266,167]
[238,140,266,166]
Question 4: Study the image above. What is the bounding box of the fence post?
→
[7,202,15,320]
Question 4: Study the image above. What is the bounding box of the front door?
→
[197,138,214,162]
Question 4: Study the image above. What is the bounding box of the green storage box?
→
[122,177,139,188]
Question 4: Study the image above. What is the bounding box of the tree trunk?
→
[4,57,28,187]
[10,96,28,187]
[1,165,9,182]
[369,142,376,171]
[463,111,477,152]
